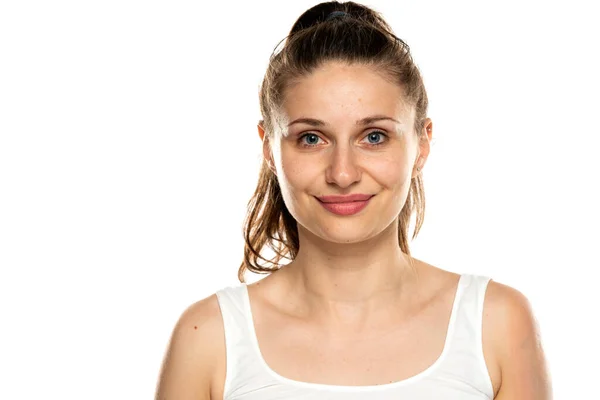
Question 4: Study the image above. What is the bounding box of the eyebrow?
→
[287,115,401,127]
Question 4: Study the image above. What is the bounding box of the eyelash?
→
[297,130,389,148]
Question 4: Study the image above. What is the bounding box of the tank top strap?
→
[438,273,494,397]
[215,284,267,399]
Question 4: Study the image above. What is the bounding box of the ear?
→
[412,118,432,179]
[257,120,266,141]
[258,121,276,174]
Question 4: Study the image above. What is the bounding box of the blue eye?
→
[301,133,321,146]
[363,131,388,147]
[366,132,384,144]
[297,133,325,148]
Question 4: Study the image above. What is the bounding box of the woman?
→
[156,1,552,399]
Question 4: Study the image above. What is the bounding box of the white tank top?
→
[215,273,494,399]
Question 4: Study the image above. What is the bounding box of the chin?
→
[303,221,382,245]
[290,199,399,245]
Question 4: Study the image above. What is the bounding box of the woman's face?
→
[265,61,429,244]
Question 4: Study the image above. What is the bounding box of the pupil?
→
[369,133,379,143]
[308,135,318,144]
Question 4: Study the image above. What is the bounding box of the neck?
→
[281,222,421,328]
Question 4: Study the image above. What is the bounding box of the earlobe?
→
[412,157,424,179]
[416,157,423,172]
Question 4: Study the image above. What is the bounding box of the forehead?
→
[280,61,414,126]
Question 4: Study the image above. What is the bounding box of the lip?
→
[316,194,374,203]
[315,194,374,216]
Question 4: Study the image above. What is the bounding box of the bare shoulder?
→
[483,280,553,399]
[155,293,226,400]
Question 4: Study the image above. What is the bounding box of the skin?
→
[155,61,553,399]
[260,61,430,327]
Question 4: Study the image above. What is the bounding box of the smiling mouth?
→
[316,195,373,216]
[316,194,374,203]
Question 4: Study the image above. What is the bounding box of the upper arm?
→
[488,281,553,399]
[155,294,225,400]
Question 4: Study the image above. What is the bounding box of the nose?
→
[325,143,361,188]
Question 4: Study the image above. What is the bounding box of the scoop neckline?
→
[240,274,467,392]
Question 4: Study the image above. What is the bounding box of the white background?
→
[1,0,598,398]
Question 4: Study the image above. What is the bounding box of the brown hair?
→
[238,1,428,283]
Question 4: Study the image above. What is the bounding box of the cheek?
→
[277,148,318,192]
[368,155,411,188]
